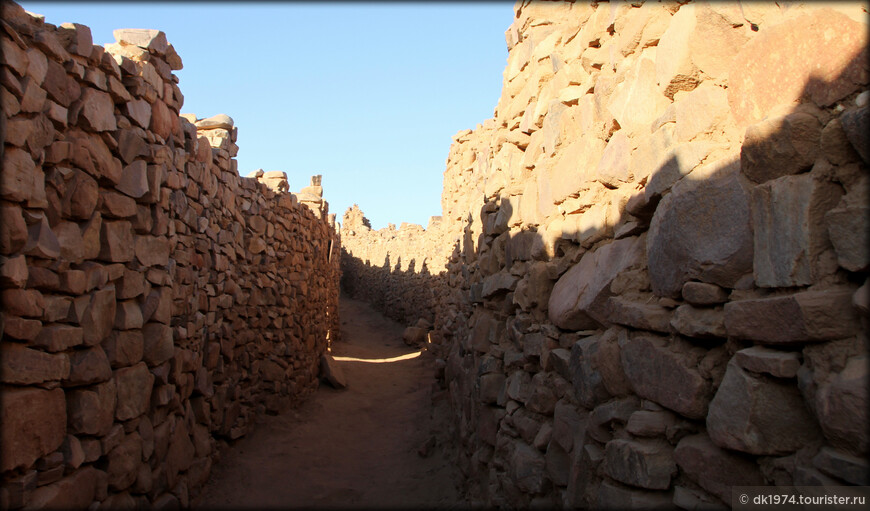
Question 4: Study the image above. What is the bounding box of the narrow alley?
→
[194,297,463,509]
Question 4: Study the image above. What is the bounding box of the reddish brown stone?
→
[114,362,154,421]
[66,345,113,386]
[25,265,60,291]
[134,235,169,268]
[1,288,45,318]
[141,287,171,324]
[116,268,145,300]
[117,128,149,165]
[124,99,151,129]
[0,342,70,384]
[0,387,66,471]
[724,288,859,343]
[98,220,133,262]
[166,419,195,481]
[66,379,116,436]
[80,213,102,261]
[115,300,143,330]
[0,254,28,287]
[61,169,99,220]
[142,322,173,366]
[3,315,43,340]
[116,160,149,199]
[33,324,83,352]
[68,129,122,184]
[100,189,137,218]
[24,216,61,260]
[0,146,37,203]
[0,203,28,254]
[54,222,85,264]
[58,22,94,58]
[107,432,142,491]
[27,465,98,510]
[728,9,869,126]
[77,88,116,132]
[81,286,117,345]
[102,330,144,368]
[150,99,174,140]
[42,58,81,107]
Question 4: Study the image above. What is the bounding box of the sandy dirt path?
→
[195,296,463,509]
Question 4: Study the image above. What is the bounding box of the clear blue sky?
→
[21,1,514,230]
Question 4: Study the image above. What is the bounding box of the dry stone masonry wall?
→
[341,205,451,332]
[0,2,341,508]
[342,0,869,508]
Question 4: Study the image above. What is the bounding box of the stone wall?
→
[343,0,869,508]
[0,2,341,508]
[340,205,451,331]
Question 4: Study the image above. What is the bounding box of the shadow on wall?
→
[341,34,868,509]
[340,242,444,330]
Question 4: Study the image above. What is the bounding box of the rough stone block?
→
[724,288,859,343]
[81,286,117,346]
[752,173,842,286]
[734,346,800,379]
[0,342,69,385]
[116,160,149,199]
[510,442,546,494]
[707,359,820,455]
[728,9,868,125]
[66,380,116,436]
[134,235,169,267]
[674,433,765,502]
[604,297,672,333]
[114,362,154,421]
[603,438,676,490]
[670,305,726,339]
[549,236,644,330]
[620,334,711,419]
[33,324,83,352]
[0,387,66,471]
[98,220,134,262]
[681,281,728,305]
[77,88,116,132]
[647,159,752,298]
[814,355,868,454]
[625,410,679,438]
[107,433,142,491]
[24,466,98,510]
[66,345,113,386]
[813,446,869,486]
[114,300,143,330]
[825,205,869,272]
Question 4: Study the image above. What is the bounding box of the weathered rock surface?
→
[674,433,765,502]
[620,335,711,419]
[549,236,644,329]
[724,288,859,343]
[603,438,676,490]
[0,387,66,471]
[707,360,821,455]
[647,159,753,298]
